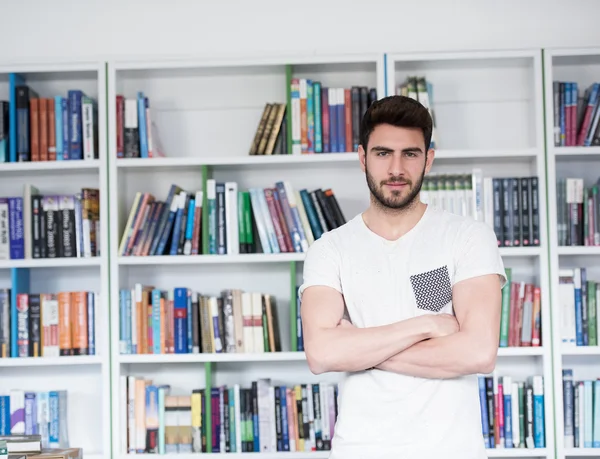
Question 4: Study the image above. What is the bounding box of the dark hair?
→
[359,95,433,151]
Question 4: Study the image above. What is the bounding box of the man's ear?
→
[358,145,366,173]
[425,148,435,174]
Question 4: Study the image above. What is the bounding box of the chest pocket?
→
[410,265,453,313]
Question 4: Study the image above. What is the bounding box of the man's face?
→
[359,123,434,211]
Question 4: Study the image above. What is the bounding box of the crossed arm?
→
[301,273,503,379]
[374,273,503,378]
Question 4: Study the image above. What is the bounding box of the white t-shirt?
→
[298,204,507,459]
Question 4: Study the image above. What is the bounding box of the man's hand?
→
[426,313,460,338]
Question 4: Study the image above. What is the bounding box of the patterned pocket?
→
[409,265,453,312]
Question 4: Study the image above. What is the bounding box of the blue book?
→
[173,288,188,353]
[9,73,25,163]
[54,96,63,160]
[8,197,24,259]
[68,90,83,160]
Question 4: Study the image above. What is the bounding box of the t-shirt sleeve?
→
[453,221,508,289]
[298,235,342,300]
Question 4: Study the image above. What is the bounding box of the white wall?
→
[1,0,600,63]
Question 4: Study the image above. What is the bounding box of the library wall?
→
[1,0,599,62]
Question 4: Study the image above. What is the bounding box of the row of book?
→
[248,103,287,156]
[118,181,345,257]
[0,83,99,163]
[0,389,69,449]
[121,376,337,454]
[479,374,545,449]
[115,92,166,159]
[420,171,541,248]
[0,186,100,260]
[288,79,377,155]
[119,286,282,355]
[0,289,97,358]
[395,75,438,148]
[562,369,600,448]
[553,81,600,147]
[499,269,542,348]
[558,268,599,347]
[557,177,600,247]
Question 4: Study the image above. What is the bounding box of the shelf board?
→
[118,253,306,266]
[120,348,538,364]
[497,347,544,357]
[0,159,101,173]
[117,248,538,266]
[557,246,600,256]
[562,346,600,356]
[563,448,600,457]
[0,355,102,367]
[115,148,538,170]
[499,247,542,257]
[149,449,545,459]
[119,352,307,364]
[122,453,331,459]
[116,153,359,169]
[485,449,548,457]
[0,257,101,269]
[552,146,600,158]
[434,148,539,160]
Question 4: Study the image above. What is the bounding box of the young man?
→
[299,95,507,459]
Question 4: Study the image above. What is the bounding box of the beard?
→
[365,160,426,212]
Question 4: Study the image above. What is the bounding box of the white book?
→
[10,389,25,434]
[81,97,95,160]
[42,294,59,357]
[511,381,520,448]
[257,378,273,452]
[225,182,239,255]
[120,376,127,454]
[241,292,254,353]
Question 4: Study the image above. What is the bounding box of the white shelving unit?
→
[107,53,385,458]
[3,45,599,459]
[544,46,600,459]
[386,49,554,458]
[0,61,110,458]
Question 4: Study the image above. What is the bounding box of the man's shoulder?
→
[305,214,363,253]
[426,207,494,237]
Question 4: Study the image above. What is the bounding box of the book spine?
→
[68,90,83,160]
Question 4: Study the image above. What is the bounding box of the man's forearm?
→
[375,329,497,379]
[305,316,433,375]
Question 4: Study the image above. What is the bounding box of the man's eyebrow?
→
[369,146,423,153]
[370,146,394,152]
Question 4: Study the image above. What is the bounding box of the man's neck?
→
[362,201,428,241]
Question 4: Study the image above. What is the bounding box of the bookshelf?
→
[107,53,384,457]
[3,45,600,459]
[544,46,600,459]
[386,49,554,456]
[0,61,110,458]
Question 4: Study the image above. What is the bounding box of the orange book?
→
[71,291,88,355]
[300,79,308,153]
[58,292,72,356]
[29,99,40,161]
[39,98,48,161]
[344,88,352,152]
[48,98,56,161]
